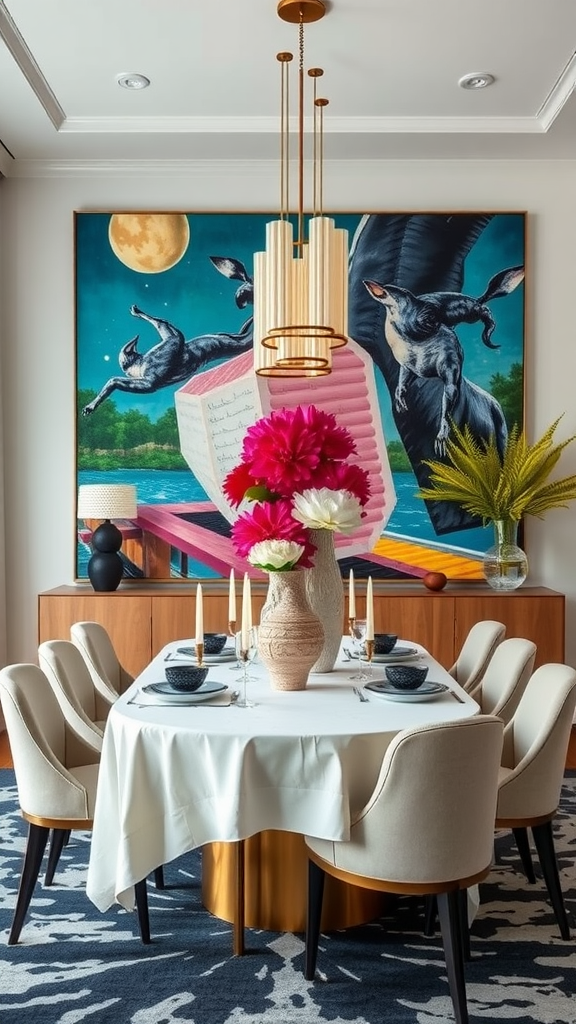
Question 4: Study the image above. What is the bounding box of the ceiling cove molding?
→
[0,2,65,129]
[59,113,551,137]
[8,158,284,179]
[537,49,576,130]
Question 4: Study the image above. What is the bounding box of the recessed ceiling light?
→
[116,73,150,91]
[458,72,495,90]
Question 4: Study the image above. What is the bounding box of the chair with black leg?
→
[70,620,133,699]
[494,662,576,939]
[0,663,150,945]
[304,715,504,1024]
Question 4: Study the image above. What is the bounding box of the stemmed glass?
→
[349,618,369,682]
[235,628,258,708]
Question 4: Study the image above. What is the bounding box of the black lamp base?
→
[87,520,124,592]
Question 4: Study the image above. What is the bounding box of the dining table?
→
[86,635,478,947]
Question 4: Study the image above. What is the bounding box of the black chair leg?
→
[424,894,437,936]
[305,859,325,981]
[437,890,469,1024]
[153,866,165,889]
[134,879,151,944]
[532,821,571,940]
[9,823,50,945]
[457,889,471,962]
[512,827,536,883]
[45,829,70,886]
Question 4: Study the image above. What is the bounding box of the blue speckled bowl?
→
[165,664,209,692]
[385,665,428,690]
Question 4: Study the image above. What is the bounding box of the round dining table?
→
[86,637,478,941]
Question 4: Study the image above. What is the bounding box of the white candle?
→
[348,569,356,619]
[366,576,374,641]
[228,569,236,624]
[241,573,251,650]
[195,583,204,644]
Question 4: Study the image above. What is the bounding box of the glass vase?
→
[482,519,528,591]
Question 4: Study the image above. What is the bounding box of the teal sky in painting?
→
[76,211,525,437]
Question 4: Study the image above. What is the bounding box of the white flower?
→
[292,487,363,534]
[247,539,305,571]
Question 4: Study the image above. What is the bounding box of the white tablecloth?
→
[86,639,477,912]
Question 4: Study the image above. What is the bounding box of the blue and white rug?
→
[1,768,575,1024]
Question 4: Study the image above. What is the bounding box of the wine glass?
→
[234,628,258,708]
[349,618,368,682]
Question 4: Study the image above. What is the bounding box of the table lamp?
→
[77,484,138,592]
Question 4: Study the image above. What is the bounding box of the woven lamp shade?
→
[77,484,137,520]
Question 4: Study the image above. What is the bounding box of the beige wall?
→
[1,159,575,665]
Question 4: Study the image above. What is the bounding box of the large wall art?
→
[76,211,526,582]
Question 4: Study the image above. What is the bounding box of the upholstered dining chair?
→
[494,662,576,940]
[0,662,150,945]
[449,620,506,694]
[304,715,504,1024]
[70,620,133,700]
[38,639,111,755]
[475,637,537,725]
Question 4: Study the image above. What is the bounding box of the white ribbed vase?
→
[305,529,345,673]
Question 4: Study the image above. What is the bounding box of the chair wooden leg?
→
[305,859,325,981]
[45,829,70,886]
[532,821,571,940]
[233,839,245,956]
[457,889,471,962]
[437,890,469,1024]
[9,823,50,945]
[512,827,536,883]
[134,879,151,944]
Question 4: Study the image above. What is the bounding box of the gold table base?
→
[202,830,387,933]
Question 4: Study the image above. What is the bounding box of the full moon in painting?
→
[108,213,190,273]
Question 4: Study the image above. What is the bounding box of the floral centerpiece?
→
[417,416,576,590]
[223,404,371,674]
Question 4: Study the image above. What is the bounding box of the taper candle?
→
[228,569,236,624]
[241,573,251,651]
[195,583,204,643]
[348,569,356,619]
[366,577,374,641]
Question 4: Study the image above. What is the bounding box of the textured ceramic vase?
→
[304,528,345,673]
[258,570,324,691]
[482,519,528,591]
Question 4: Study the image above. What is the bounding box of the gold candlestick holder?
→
[196,641,204,667]
[364,639,374,680]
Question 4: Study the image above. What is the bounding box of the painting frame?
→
[75,210,527,584]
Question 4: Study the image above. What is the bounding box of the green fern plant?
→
[417,417,576,523]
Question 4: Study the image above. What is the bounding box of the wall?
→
[1,159,575,666]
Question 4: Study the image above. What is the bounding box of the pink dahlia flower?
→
[317,461,371,507]
[231,500,316,568]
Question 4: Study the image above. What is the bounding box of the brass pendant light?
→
[253,0,349,378]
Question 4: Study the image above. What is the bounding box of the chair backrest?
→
[321,715,504,886]
[497,663,576,821]
[479,637,537,724]
[38,639,104,753]
[449,620,506,693]
[0,663,97,820]
[71,620,133,698]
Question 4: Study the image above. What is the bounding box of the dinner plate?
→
[364,680,449,702]
[142,680,228,704]
[176,645,237,664]
[347,646,419,663]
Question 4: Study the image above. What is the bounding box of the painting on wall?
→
[76,210,526,583]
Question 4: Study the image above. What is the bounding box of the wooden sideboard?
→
[38,583,565,677]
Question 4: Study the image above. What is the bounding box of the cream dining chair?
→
[0,663,150,945]
[70,620,133,699]
[304,715,504,1024]
[494,662,576,939]
[475,637,537,725]
[449,620,506,694]
[38,639,112,755]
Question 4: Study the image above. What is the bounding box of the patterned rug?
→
[1,768,575,1024]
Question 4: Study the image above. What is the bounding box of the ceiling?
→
[2,0,576,176]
